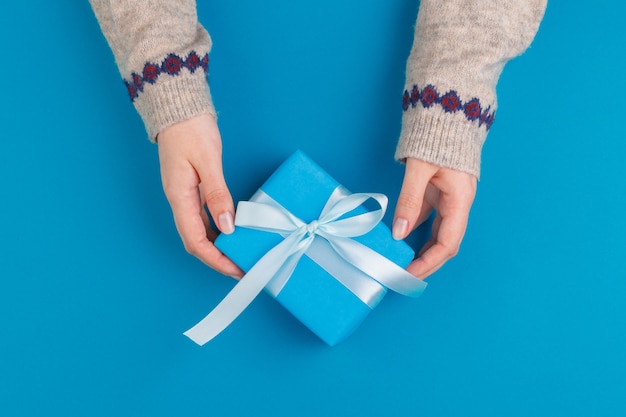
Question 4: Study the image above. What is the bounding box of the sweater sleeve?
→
[89,0,215,141]
[395,0,547,178]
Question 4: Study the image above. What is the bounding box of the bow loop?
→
[319,193,387,222]
[316,193,388,238]
[234,201,303,234]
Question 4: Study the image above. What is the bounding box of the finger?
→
[392,159,438,240]
[198,202,218,242]
[414,183,440,228]
[200,178,235,236]
[190,119,236,236]
[417,211,442,258]
[169,175,243,278]
[407,195,469,279]
[176,222,243,278]
[415,199,434,228]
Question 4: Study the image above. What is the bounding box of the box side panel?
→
[274,256,375,346]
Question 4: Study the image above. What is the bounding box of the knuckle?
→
[161,181,190,207]
[440,241,459,258]
[161,180,176,201]
[397,192,423,212]
[183,240,200,257]
[204,187,230,206]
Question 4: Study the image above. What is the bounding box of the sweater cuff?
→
[132,70,215,142]
[395,103,489,179]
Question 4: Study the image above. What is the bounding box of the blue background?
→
[1,1,624,416]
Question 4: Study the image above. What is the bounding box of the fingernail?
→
[218,212,234,234]
[392,218,409,240]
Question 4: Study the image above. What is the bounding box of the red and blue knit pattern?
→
[402,84,495,130]
[124,51,209,101]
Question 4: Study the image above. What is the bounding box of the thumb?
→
[188,116,236,236]
[392,158,438,240]
[197,159,235,235]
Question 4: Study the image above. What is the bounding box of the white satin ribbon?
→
[184,187,426,345]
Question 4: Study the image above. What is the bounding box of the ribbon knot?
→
[184,187,427,346]
[306,220,319,236]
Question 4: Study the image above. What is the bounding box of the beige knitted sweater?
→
[90,0,546,178]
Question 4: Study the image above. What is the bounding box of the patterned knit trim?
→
[402,84,495,130]
[123,51,209,101]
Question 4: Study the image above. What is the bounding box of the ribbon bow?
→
[184,188,426,345]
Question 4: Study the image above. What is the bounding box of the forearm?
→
[89,0,215,140]
[396,0,547,178]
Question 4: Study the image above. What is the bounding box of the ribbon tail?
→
[325,235,427,298]
[184,231,308,345]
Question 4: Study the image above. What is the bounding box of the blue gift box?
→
[213,150,419,346]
